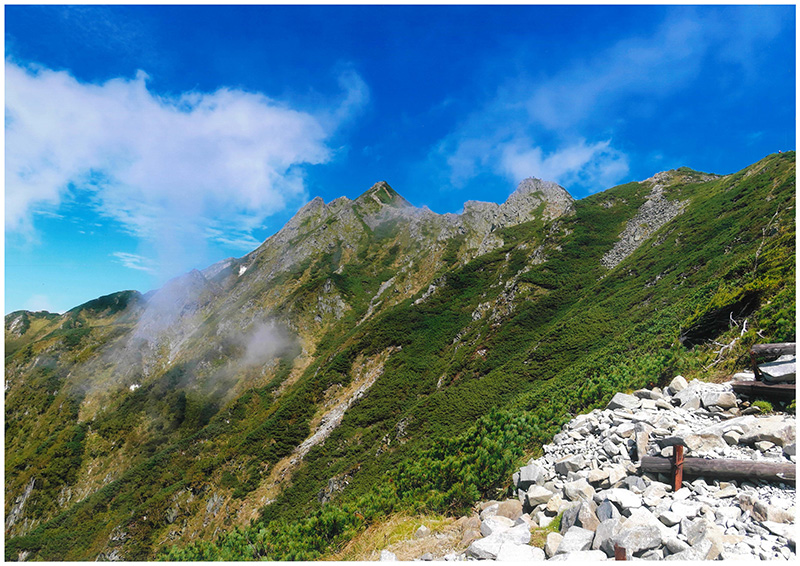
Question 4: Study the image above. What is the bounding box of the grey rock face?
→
[606,392,641,411]
[525,485,554,508]
[554,455,585,476]
[596,499,621,522]
[613,525,663,557]
[557,526,595,554]
[517,462,548,489]
[545,532,563,558]
[667,375,688,394]
[564,478,595,502]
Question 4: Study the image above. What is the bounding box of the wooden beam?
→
[731,381,795,401]
[641,456,795,484]
[750,343,796,357]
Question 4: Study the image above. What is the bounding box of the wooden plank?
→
[641,456,795,483]
[750,343,796,357]
[731,381,795,401]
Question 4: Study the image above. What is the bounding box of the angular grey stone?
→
[756,440,775,452]
[497,523,532,546]
[683,432,726,455]
[495,543,544,561]
[667,375,688,394]
[564,478,595,502]
[479,502,499,520]
[480,515,514,537]
[722,430,741,445]
[714,505,741,523]
[592,517,623,556]
[415,525,431,539]
[556,526,595,554]
[657,510,681,527]
[545,493,564,514]
[518,462,547,489]
[606,392,641,411]
[671,500,700,519]
[655,399,673,410]
[759,355,796,383]
[587,468,609,486]
[467,534,503,560]
[554,455,585,476]
[761,521,796,547]
[685,518,711,546]
[602,439,620,457]
[525,485,554,508]
[535,511,554,528]
[575,501,600,532]
[380,550,397,561]
[664,536,689,554]
[606,465,627,486]
[621,475,647,493]
[545,532,563,558]
[700,390,738,409]
[739,415,796,447]
[678,394,701,410]
[596,499,620,522]
[559,502,582,534]
[616,421,636,438]
[600,488,642,511]
[635,428,651,461]
[613,525,663,556]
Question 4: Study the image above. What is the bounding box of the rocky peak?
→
[355,181,412,210]
[506,177,575,222]
[462,178,574,233]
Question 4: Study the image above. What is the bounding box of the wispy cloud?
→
[432,7,788,195]
[112,252,157,273]
[5,60,368,273]
[500,139,629,194]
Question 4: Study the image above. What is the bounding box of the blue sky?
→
[4,4,796,314]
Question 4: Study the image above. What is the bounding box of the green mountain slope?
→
[4,153,795,561]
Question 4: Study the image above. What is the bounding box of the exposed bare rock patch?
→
[601,172,692,269]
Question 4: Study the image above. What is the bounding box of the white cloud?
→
[433,8,786,195]
[5,60,367,272]
[500,139,629,192]
[112,252,156,273]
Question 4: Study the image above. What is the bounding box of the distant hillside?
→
[5,152,795,561]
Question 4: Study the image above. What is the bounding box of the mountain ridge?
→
[5,152,795,561]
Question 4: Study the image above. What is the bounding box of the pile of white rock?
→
[462,376,796,561]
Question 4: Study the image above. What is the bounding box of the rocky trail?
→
[377,375,796,561]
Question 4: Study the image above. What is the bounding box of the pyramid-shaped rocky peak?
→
[510,177,573,205]
[355,181,412,209]
[503,177,574,221]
